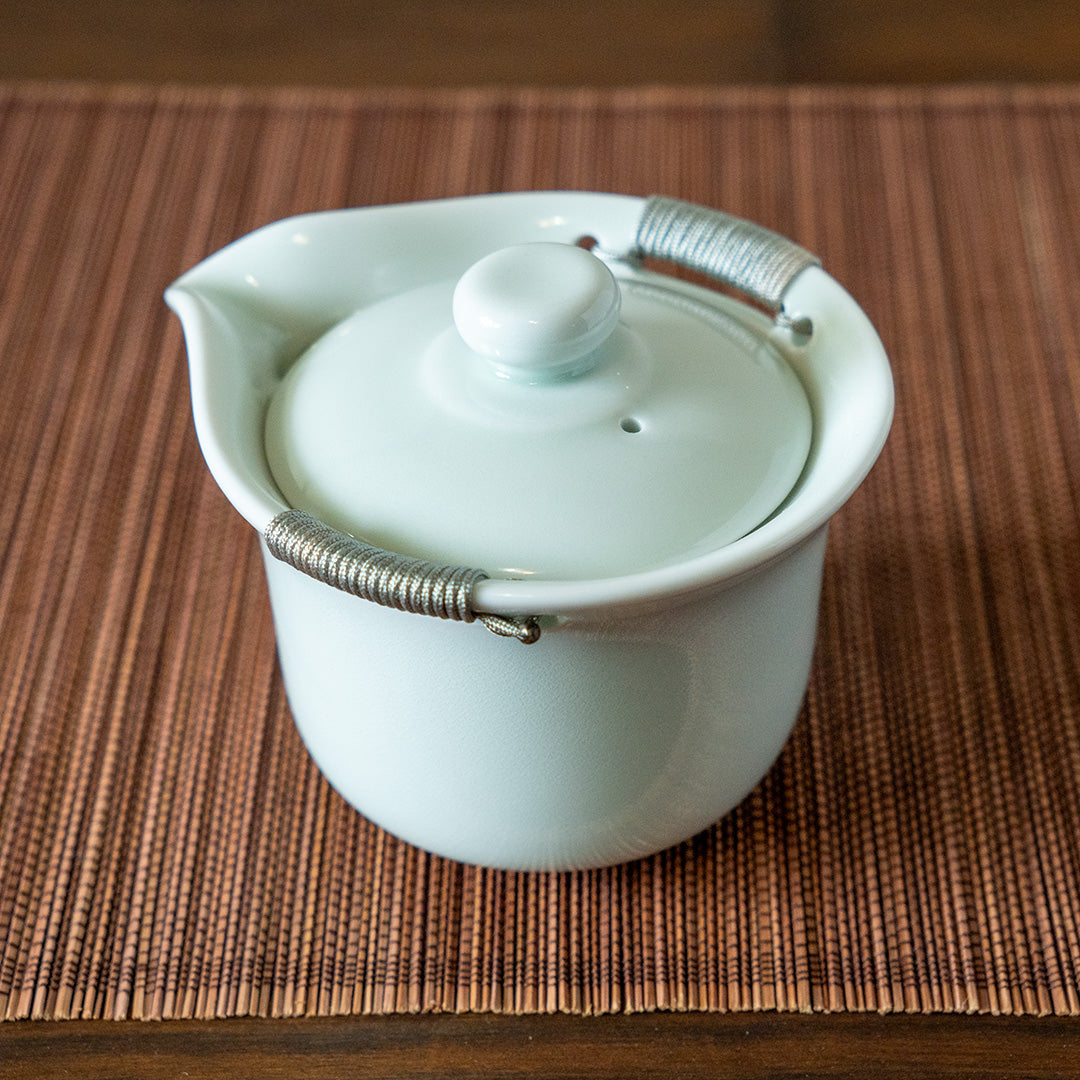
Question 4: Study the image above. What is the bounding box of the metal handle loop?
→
[264,197,818,642]
[264,510,540,642]
[634,196,820,313]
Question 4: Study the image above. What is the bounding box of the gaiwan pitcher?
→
[166,193,892,871]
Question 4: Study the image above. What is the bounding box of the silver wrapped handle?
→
[265,197,821,643]
[634,196,819,314]
[265,510,541,643]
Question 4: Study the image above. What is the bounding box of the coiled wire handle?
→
[263,197,819,644]
[634,196,820,313]
[265,511,540,643]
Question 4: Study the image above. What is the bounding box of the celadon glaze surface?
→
[263,266,813,581]
[262,527,827,870]
[167,192,892,870]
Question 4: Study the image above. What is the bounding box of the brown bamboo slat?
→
[0,83,1078,1019]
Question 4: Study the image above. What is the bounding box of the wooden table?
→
[1,82,1079,1076]
[1,1012,1078,1077]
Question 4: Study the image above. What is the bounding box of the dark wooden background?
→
[5,1013,1080,1078]
[2,0,1080,87]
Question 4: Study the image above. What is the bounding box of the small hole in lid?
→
[620,417,642,433]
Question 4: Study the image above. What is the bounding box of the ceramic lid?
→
[264,241,812,581]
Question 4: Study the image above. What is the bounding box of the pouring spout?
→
[165,281,290,531]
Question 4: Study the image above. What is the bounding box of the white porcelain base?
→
[262,527,827,871]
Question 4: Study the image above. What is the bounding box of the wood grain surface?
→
[2,0,1080,87]
[3,1012,1080,1078]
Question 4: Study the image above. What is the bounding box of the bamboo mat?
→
[1,82,1079,1021]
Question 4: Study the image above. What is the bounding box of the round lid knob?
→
[452,243,621,380]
